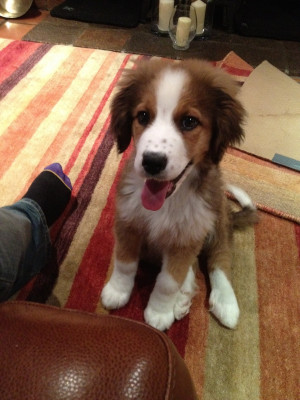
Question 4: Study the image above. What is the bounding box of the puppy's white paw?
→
[209,268,240,329]
[144,305,175,331]
[209,288,240,329]
[174,291,193,320]
[101,282,131,310]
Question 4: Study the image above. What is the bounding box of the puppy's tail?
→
[227,184,259,229]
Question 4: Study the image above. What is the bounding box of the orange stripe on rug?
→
[255,213,300,400]
[222,148,300,223]
[63,54,131,178]
[0,47,92,179]
[15,51,122,200]
[228,147,299,176]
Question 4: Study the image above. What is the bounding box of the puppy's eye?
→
[137,111,150,126]
[181,116,200,131]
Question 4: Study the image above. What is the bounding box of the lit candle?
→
[176,16,192,47]
[158,0,174,32]
[192,0,206,34]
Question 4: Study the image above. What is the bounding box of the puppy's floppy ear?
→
[210,88,245,164]
[110,71,138,153]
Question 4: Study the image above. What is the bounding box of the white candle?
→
[192,0,206,34]
[176,16,191,47]
[158,0,174,32]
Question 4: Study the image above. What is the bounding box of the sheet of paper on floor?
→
[237,61,300,171]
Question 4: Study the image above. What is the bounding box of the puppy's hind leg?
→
[101,225,141,310]
[209,267,239,329]
[206,217,240,329]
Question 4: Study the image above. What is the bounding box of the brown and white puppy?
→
[101,59,257,331]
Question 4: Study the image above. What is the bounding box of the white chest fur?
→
[118,167,216,248]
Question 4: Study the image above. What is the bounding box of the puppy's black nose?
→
[142,152,167,175]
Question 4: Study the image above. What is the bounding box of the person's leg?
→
[0,163,72,301]
[0,199,50,301]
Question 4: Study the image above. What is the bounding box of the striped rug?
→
[1,39,299,400]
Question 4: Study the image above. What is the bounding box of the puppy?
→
[101,59,257,331]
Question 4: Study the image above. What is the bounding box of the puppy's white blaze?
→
[209,268,240,329]
[227,184,256,210]
[134,68,190,179]
[156,68,188,113]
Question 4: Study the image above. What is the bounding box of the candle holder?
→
[151,0,175,36]
[191,0,215,40]
[168,4,197,50]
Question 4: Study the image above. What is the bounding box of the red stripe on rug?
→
[221,65,252,78]
[48,117,111,242]
[0,42,52,100]
[19,119,116,301]
[64,54,131,177]
[0,47,89,179]
[255,213,300,400]
[0,40,43,85]
[49,54,132,241]
[53,122,116,266]
[16,276,36,300]
[65,148,131,311]
[166,315,190,357]
[16,51,120,202]
[110,260,160,322]
[110,257,191,357]
[20,53,134,300]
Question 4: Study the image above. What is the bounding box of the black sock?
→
[23,163,72,226]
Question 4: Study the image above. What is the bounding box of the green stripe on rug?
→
[203,225,261,400]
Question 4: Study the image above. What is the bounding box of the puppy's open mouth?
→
[141,161,193,211]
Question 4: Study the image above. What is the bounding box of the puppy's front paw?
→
[209,288,240,329]
[101,282,131,310]
[144,306,175,331]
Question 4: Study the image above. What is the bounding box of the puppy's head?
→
[111,59,245,160]
[110,59,245,209]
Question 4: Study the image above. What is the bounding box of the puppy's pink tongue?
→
[141,179,170,211]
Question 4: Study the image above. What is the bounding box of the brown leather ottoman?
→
[0,301,198,400]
